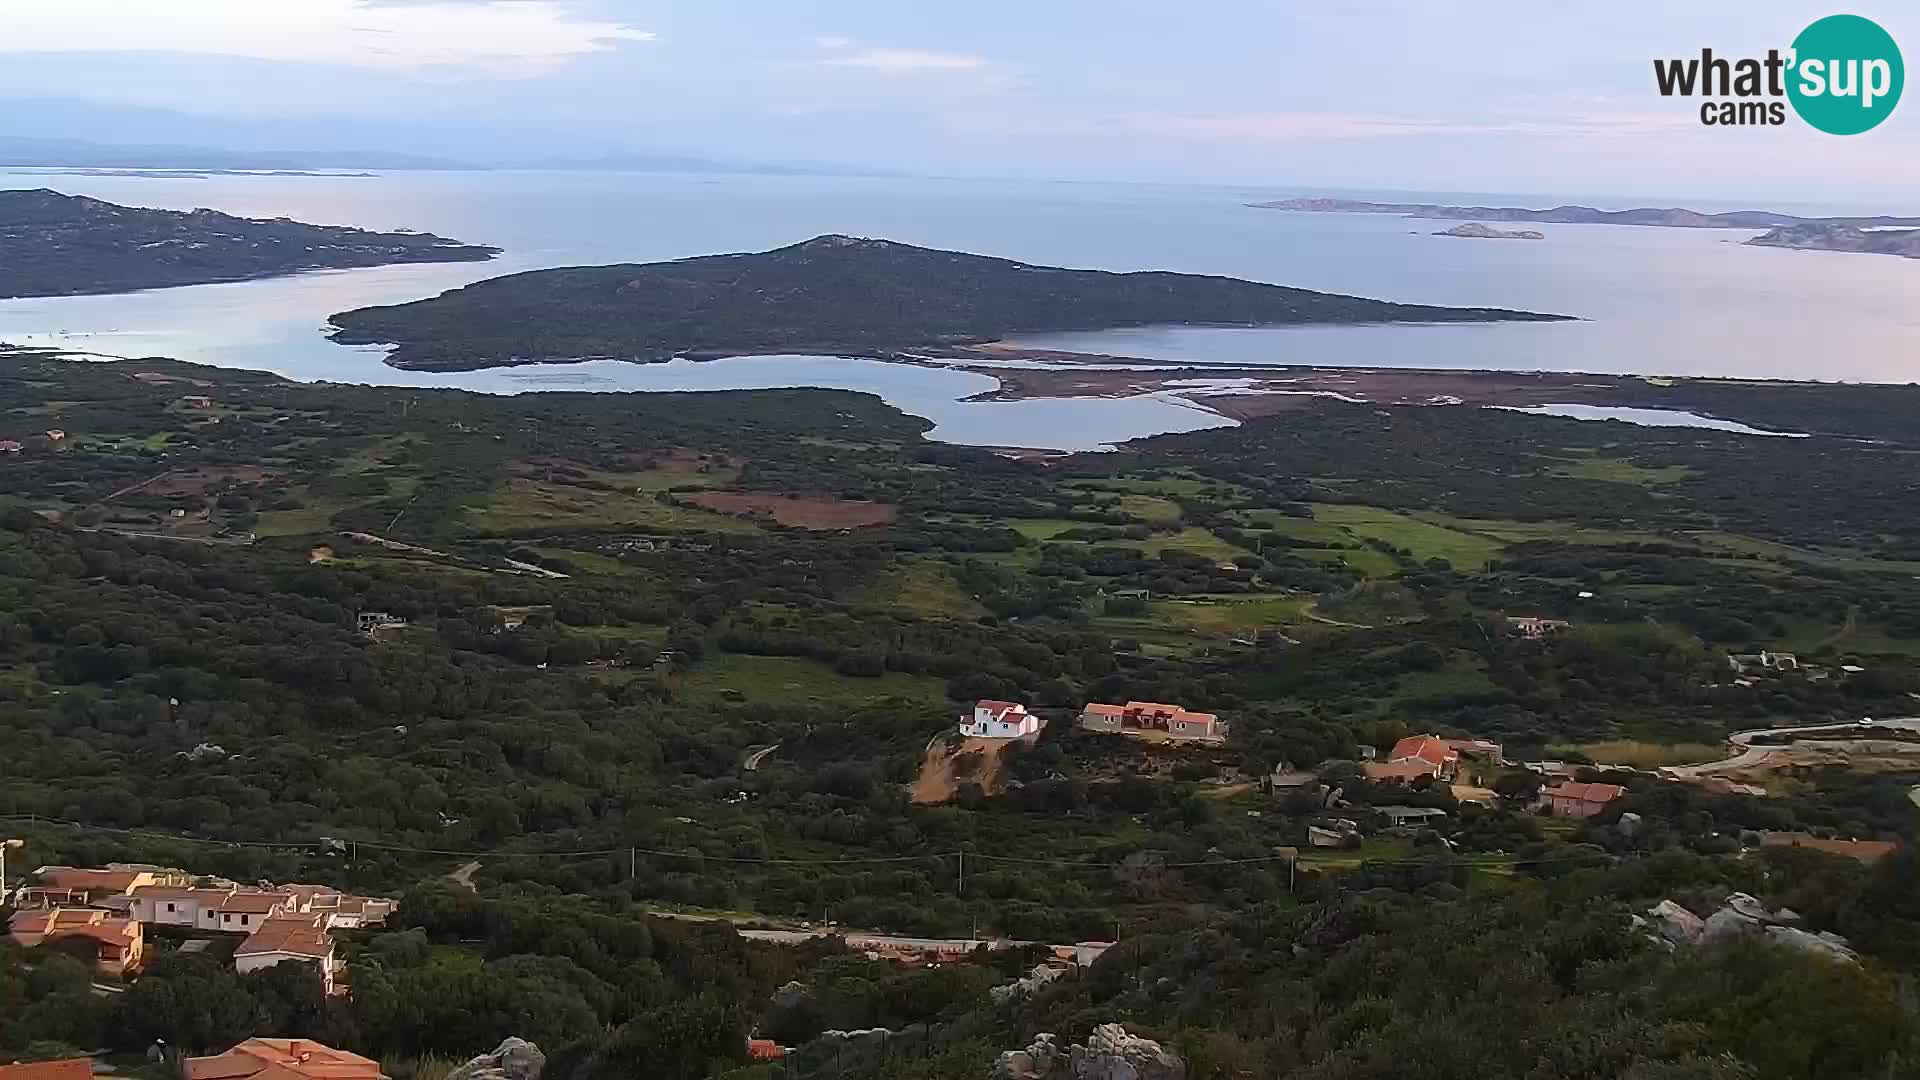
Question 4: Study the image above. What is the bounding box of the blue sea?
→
[2,170,1916,449]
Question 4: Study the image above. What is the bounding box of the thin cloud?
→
[0,0,655,73]
[824,48,991,73]
[812,36,854,50]
[962,107,1700,142]
[1122,110,1700,140]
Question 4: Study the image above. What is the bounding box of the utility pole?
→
[630,847,637,881]
[0,838,22,905]
[956,851,965,896]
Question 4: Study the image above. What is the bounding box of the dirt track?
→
[910,730,1039,804]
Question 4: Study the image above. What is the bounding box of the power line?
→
[2,813,1621,873]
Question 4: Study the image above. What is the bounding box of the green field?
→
[1070,473,1248,499]
[1006,518,1085,540]
[466,480,759,535]
[1118,526,1247,561]
[1151,594,1316,633]
[683,654,947,707]
[1555,740,1727,769]
[253,490,352,537]
[852,560,989,620]
[1414,514,1678,547]
[1550,456,1694,486]
[1311,504,1505,570]
[530,546,634,575]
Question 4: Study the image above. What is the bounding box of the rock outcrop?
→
[989,1024,1185,1080]
[990,963,1067,1005]
[446,1037,545,1080]
[1643,893,1856,962]
[1433,223,1545,240]
[991,1033,1063,1079]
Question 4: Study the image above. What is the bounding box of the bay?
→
[2,169,1915,450]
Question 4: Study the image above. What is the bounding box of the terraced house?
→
[11,864,393,993]
[1078,700,1227,742]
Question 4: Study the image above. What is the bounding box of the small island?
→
[327,234,1572,370]
[1434,223,1545,241]
[1253,196,1920,231]
[1746,223,1920,259]
[0,188,498,299]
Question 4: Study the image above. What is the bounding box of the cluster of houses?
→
[1276,733,1631,822]
[955,699,1230,744]
[1507,615,1571,639]
[0,1038,384,1080]
[1725,649,1865,685]
[5,863,394,993]
[0,430,67,454]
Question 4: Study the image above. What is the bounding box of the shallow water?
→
[4,169,1914,449]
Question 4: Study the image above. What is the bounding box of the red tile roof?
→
[218,892,290,914]
[236,918,333,959]
[1364,760,1439,782]
[746,1040,786,1061]
[34,867,144,894]
[8,907,141,948]
[1542,781,1626,805]
[184,1040,380,1080]
[0,1060,93,1080]
[1389,736,1458,768]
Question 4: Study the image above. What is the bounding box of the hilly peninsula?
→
[1252,197,1920,230]
[1746,223,1920,259]
[0,188,498,299]
[327,234,1571,370]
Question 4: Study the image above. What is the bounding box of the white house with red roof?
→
[1540,781,1627,818]
[960,700,1042,739]
[1372,735,1460,781]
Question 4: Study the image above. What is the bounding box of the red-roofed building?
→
[0,1059,92,1080]
[18,865,185,908]
[1385,735,1459,780]
[234,916,341,995]
[1363,760,1442,785]
[1078,700,1227,742]
[184,1039,383,1080]
[1540,781,1627,818]
[7,907,145,976]
[960,700,1042,739]
[746,1040,787,1062]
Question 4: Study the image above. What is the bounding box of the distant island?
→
[0,188,498,299]
[1746,223,1920,259]
[326,234,1573,371]
[1434,223,1544,240]
[1253,197,1920,230]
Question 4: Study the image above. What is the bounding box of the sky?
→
[0,0,1914,202]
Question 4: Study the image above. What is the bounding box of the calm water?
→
[2,170,1917,450]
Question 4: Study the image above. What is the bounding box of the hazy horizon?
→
[0,1,1914,204]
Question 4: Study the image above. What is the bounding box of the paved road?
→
[1668,717,1920,777]
[645,908,1108,959]
[743,744,780,771]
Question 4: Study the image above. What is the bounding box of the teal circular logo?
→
[1788,14,1903,134]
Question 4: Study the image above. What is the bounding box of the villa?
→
[959,699,1042,739]
[1078,700,1227,742]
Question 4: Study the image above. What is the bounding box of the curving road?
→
[1667,717,1920,778]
